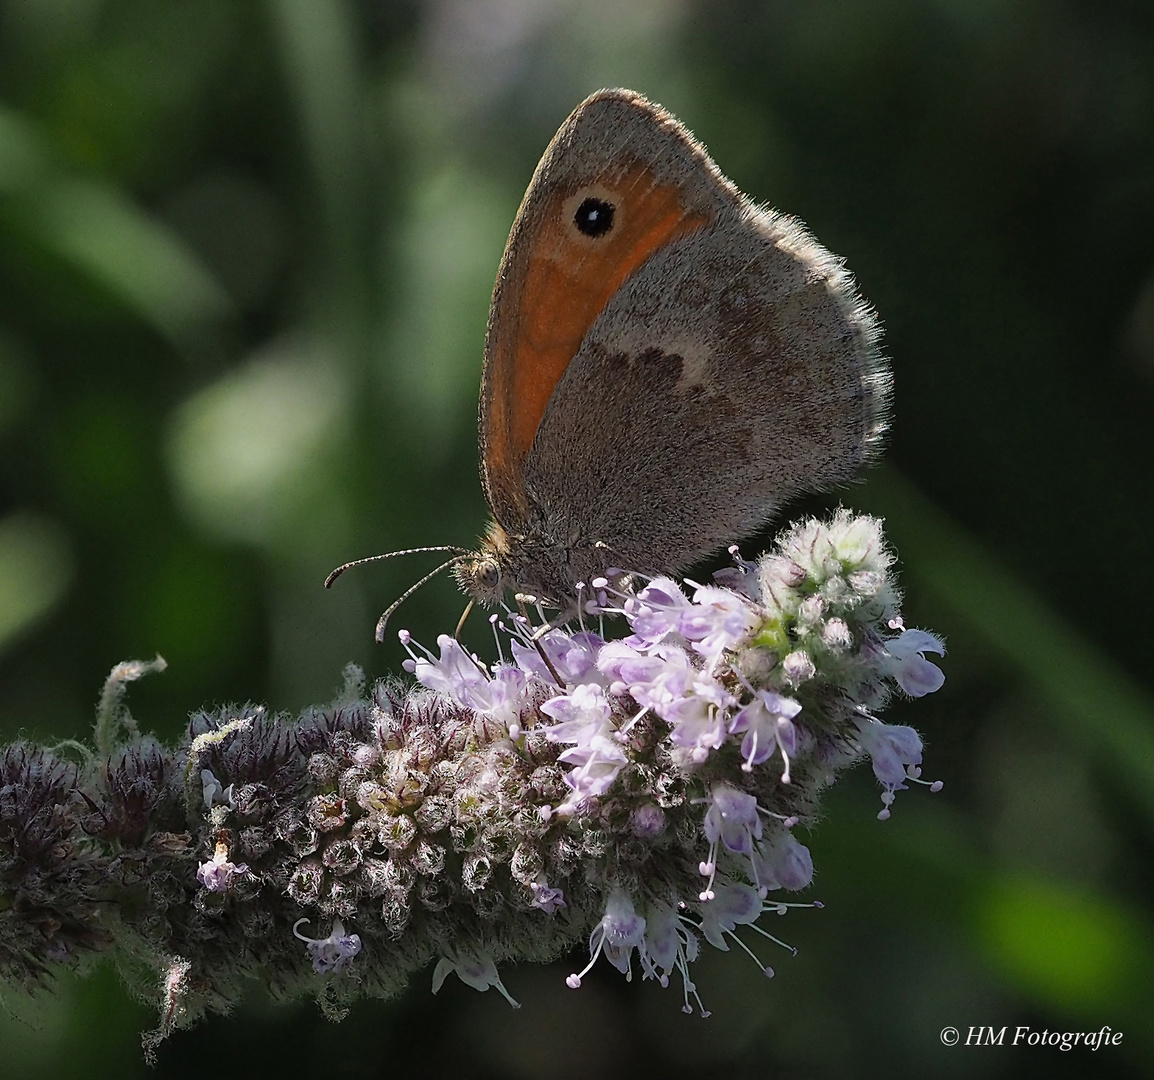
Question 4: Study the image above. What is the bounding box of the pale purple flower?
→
[557,732,628,804]
[663,686,731,763]
[856,718,923,787]
[412,634,489,704]
[597,641,695,708]
[729,690,803,778]
[639,902,699,986]
[753,833,814,893]
[200,768,231,809]
[680,585,759,661]
[698,882,762,950]
[542,683,627,808]
[196,847,248,893]
[293,918,362,975]
[530,881,566,913]
[541,683,612,744]
[410,635,530,733]
[432,953,520,1008]
[698,785,765,906]
[881,629,946,696]
[476,665,530,733]
[639,903,681,981]
[567,891,647,987]
[622,577,692,645]
[512,630,605,687]
[703,785,763,856]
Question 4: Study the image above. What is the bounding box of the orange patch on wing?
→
[485,163,709,514]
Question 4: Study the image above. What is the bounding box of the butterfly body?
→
[456,89,889,609]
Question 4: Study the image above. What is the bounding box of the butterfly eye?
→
[573,197,615,238]
[477,559,500,590]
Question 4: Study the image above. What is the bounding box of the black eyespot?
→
[573,197,615,238]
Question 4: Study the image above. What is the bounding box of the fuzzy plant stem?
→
[0,512,945,1055]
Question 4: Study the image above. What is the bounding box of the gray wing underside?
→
[521,201,889,574]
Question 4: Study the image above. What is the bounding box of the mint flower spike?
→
[0,511,946,1046]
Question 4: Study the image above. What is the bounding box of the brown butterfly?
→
[329,89,888,637]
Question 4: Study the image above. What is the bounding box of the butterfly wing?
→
[478,89,724,533]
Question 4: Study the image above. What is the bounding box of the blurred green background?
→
[1,1,1152,1077]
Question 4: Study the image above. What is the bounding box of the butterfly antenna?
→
[324,545,468,590]
[374,554,470,643]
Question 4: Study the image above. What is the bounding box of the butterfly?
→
[328,89,888,637]
[455,89,888,607]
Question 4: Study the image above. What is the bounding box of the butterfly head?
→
[455,521,600,613]
[455,522,517,607]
